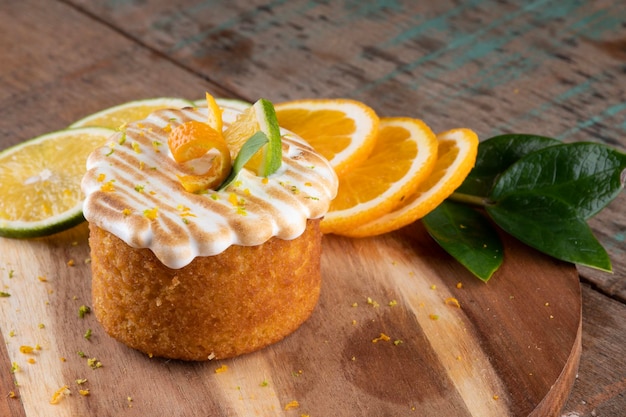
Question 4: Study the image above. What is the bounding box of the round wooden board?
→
[0,221,581,417]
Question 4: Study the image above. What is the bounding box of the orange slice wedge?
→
[274,98,379,178]
[320,117,438,234]
[339,128,479,238]
[168,120,231,193]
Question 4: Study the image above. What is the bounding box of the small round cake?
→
[81,103,338,360]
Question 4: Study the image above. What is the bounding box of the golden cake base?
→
[88,220,322,361]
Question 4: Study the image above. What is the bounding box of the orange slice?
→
[204,92,223,133]
[339,128,479,238]
[320,117,438,234]
[168,120,231,193]
[274,98,379,178]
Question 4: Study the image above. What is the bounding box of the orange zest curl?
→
[168,120,232,193]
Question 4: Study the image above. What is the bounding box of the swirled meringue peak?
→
[81,106,338,269]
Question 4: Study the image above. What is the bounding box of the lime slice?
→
[254,98,282,177]
[222,98,282,177]
[0,127,116,238]
[70,97,194,130]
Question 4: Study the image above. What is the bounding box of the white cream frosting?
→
[81,105,338,269]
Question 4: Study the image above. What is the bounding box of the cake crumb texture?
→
[89,219,322,360]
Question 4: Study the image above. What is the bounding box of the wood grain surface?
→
[1,1,625,416]
[0,222,581,417]
[54,0,626,301]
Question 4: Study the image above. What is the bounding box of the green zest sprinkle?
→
[87,358,102,369]
[78,305,91,318]
[0,292,10,297]
[84,329,92,340]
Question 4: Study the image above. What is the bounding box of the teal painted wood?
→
[68,0,626,299]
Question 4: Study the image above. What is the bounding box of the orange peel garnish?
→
[168,120,231,193]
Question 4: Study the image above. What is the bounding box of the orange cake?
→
[81,102,338,360]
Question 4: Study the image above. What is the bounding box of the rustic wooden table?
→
[1,1,624,416]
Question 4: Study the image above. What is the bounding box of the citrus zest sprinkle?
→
[100,181,115,192]
[284,400,300,410]
[215,364,228,373]
[445,297,461,308]
[372,333,391,343]
[19,346,34,354]
[143,207,159,220]
[50,385,70,404]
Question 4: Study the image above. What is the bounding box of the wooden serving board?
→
[0,221,581,417]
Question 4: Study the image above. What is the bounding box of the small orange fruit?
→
[168,120,231,192]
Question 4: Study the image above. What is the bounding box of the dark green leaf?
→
[423,201,503,281]
[486,193,611,272]
[457,134,560,197]
[217,131,268,190]
[491,142,626,219]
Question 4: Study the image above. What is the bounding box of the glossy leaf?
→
[491,142,626,219]
[423,201,503,281]
[486,193,611,272]
[456,134,560,198]
[218,131,268,190]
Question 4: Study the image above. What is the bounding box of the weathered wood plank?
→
[0,0,232,149]
[0,1,624,415]
[562,284,626,416]
[66,0,626,299]
[0,220,582,416]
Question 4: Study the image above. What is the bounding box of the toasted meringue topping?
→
[81,106,338,269]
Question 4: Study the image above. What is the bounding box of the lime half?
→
[70,97,194,130]
[0,127,115,238]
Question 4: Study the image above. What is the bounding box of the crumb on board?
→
[372,333,391,343]
[366,297,379,308]
[444,297,461,308]
[50,385,70,405]
[19,345,34,354]
[215,364,228,373]
[284,400,299,410]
